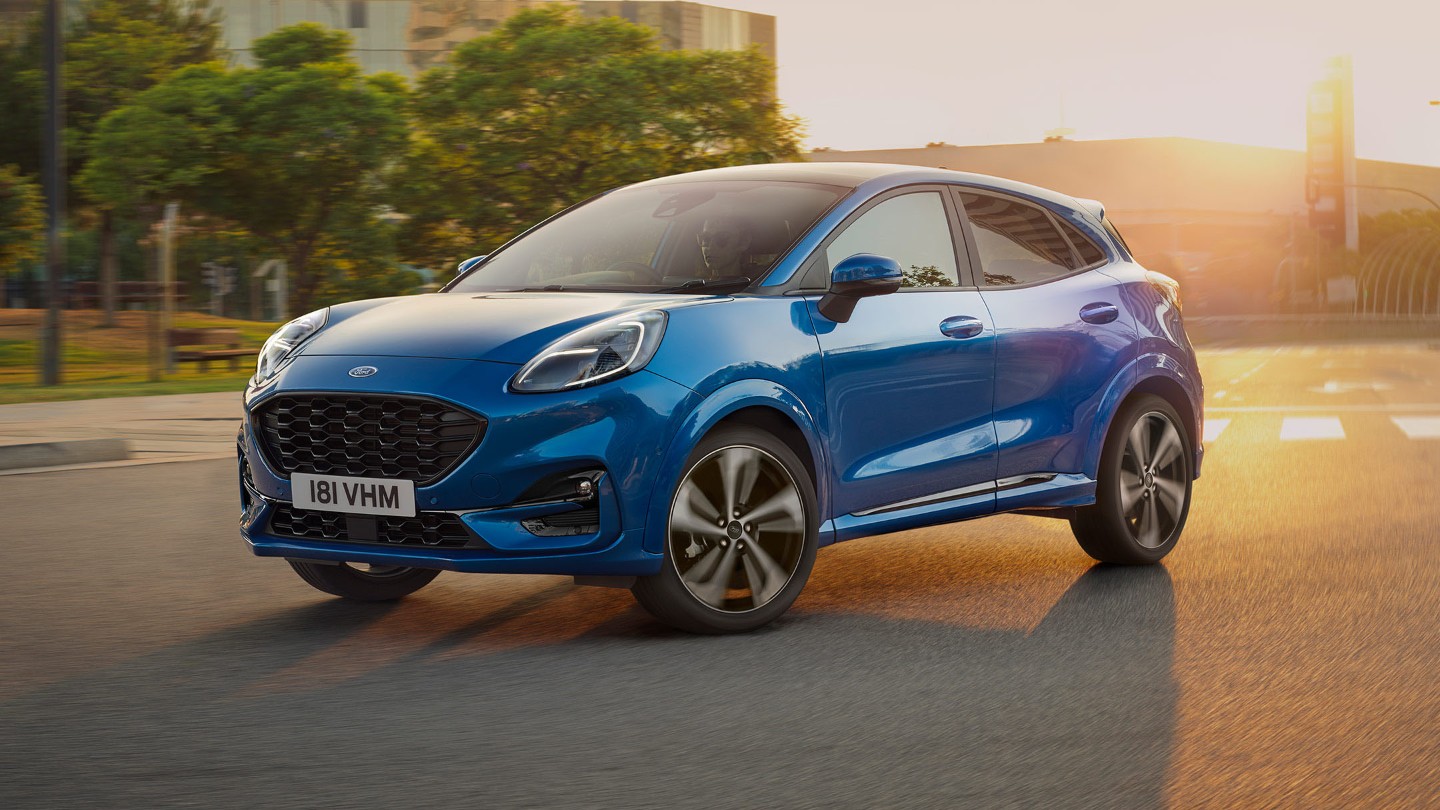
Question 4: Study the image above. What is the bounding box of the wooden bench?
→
[169,328,254,372]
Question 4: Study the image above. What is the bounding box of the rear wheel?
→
[631,425,818,634]
[1071,394,1193,564]
[287,560,440,602]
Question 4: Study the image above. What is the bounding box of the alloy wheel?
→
[667,444,807,612]
[1119,411,1188,549]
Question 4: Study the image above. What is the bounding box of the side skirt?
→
[821,473,1096,544]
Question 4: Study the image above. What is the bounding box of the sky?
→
[711,0,1440,166]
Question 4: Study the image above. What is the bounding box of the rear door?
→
[804,187,998,524]
[952,188,1137,484]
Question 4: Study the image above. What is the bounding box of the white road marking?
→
[1280,417,1346,441]
[1308,380,1394,394]
[1392,417,1440,439]
[1210,404,1440,413]
[1203,419,1230,442]
[1225,358,1271,388]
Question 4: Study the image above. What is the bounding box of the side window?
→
[1057,218,1106,267]
[958,192,1079,287]
[826,192,960,288]
[347,0,367,28]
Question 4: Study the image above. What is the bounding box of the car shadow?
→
[1,560,1176,809]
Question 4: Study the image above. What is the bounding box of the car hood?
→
[299,292,719,365]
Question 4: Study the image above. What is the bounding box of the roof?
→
[633,162,1088,213]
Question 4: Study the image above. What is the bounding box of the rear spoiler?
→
[1076,198,1106,222]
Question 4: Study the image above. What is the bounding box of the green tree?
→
[0,165,45,307]
[83,23,410,315]
[903,264,955,288]
[402,6,803,270]
[0,0,221,324]
[0,0,221,174]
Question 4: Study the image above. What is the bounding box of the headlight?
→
[252,308,328,386]
[511,310,667,393]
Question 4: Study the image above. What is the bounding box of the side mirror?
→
[456,255,488,276]
[817,253,903,323]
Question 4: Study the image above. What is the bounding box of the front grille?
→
[254,394,484,485]
[269,504,476,548]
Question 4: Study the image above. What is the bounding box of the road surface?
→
[3,342,1439,808]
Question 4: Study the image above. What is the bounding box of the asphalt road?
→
[3,342,1440,808]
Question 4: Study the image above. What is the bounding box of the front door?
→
[805,188,998,527]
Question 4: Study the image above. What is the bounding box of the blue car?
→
[238,162,1202,634]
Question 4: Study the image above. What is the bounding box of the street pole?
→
[39,0,64,386]
[159,202,179,374]
[278,259,288,320]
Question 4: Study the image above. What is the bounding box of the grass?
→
[0,309,276,404]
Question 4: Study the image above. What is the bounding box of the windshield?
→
[448,180,846,293]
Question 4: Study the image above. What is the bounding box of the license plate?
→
[291,472,416,518]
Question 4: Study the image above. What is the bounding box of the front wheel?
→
[287,560,440,602]
[631,425,819,634]
[1071,394,1193,564]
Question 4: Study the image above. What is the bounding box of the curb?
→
[1187,317,1440,346]
[0,438,131,471]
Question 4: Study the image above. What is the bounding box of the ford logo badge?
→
[348,366,378,378]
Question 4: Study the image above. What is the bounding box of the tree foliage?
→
[903,265,955,288]
[16,4,811,317]
[401,6,803,269]
[0,165,45,273]
[0,0,221,177]
[250,21,351,69]
[82,23,411,314]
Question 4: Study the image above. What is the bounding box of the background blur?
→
[3,0,1440,399]
[3,2,1440,807]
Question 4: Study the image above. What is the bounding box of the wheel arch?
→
[1128,374,1199,456]
[1085,353,1202,479]
[642,380,828,554]
[712,405,819,488]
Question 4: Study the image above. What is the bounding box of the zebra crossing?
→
[1203,414,1440,443]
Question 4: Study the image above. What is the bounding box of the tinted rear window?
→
[959,191,1077,286]
[1057,218,1106,266]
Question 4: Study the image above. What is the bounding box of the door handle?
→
[1079,302,1120,325]
[939,315,985,339]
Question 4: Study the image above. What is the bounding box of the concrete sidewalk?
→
[0,392,241,474]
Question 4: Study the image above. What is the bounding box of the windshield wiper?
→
[656,276,753,294]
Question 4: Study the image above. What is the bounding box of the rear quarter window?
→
[1057,218,1106,267]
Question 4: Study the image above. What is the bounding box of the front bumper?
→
[238,354,697,576]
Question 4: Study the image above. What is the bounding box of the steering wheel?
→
[605,261,664,285]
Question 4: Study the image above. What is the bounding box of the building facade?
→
[217,0,774,76]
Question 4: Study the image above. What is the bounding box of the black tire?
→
[632,425,819,634]
[287,560,440,602]
[1071,394,1193,564]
